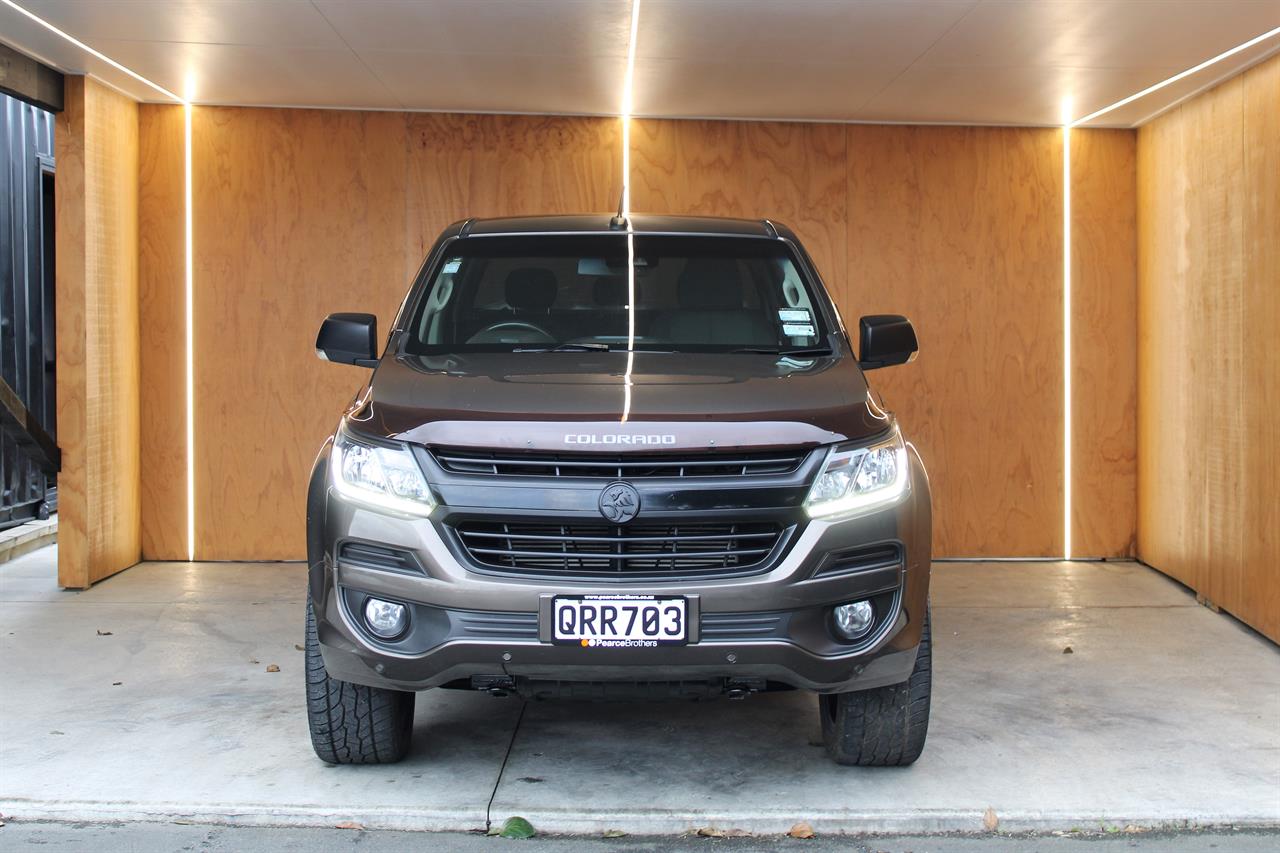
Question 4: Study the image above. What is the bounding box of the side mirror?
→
[316,313,379,367]
[857,314,918,370]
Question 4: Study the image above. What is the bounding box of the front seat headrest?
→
[593,276,628,307]
[504,268,558,312]
[677,258,743,310]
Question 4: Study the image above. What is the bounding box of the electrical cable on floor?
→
[485,699,527,832]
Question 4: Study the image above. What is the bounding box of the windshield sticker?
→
[778,308,811,323]
[442,258,462,274]
[783,323,816,337]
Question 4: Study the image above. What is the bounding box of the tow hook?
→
[725,678,766,699]
[471,675,516,696]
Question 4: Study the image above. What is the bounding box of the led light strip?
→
[1061,99,1073,560]
[1071,24,1280,126]
[0,0,184,102]
[184,87,196,561]
[2,1,196,560]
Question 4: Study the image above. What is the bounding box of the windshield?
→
[403,235,830,354]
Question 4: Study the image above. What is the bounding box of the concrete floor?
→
[1,546,1277,836]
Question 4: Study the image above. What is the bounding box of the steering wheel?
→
[468,320,556,344]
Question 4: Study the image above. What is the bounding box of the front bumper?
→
[307,444,932,695]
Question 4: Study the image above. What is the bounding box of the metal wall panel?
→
[0,92,57,529]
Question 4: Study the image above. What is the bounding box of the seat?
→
[504,267,558,317]
[466,267,558,344]
[652,258,776,345]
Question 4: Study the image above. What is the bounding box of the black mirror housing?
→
[317,313,379,367]
[858,314,918,370]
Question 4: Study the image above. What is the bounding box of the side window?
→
[418,258,461,344]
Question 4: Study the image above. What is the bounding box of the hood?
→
[349,351,891,452]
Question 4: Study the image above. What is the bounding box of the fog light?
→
[833,600,875,640]
[364,597,408,639]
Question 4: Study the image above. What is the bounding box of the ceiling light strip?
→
[0,0,184,102]
[1071,24,1280,126]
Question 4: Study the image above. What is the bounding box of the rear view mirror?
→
[857,314,918,370]
[316,313,379,367]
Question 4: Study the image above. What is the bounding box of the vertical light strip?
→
[619,0,641,423]
[620,0,641,217]
[184,97,196,561]
[1061,98,1073,561]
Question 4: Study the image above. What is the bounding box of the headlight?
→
[804,429,909,519]
[330,426,436,516]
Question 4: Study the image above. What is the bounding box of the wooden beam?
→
[0,42,63,112]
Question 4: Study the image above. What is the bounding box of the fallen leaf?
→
[789,821,815,839]
[498,816,535,839]
[724,828,752,837]
[334,821,364,830]
[1063,646,1074,654]
[694,827,726,837]
[294,644,304,651]
[983,807,999,832]
[112,681,122,686]
[49,730,64,736]
[266,664,280,673]
[249,659,259,665]
[96,630,112,636]
[602,829,627,838]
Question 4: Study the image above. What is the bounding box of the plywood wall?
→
[1137,53,1280,641]
[138,110,1135,561]
[137,110,622,560]
[55,77,141,587]
[635,121,1135,557]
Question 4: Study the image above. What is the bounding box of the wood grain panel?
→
[137,104,186,560]
[139,108,1138,562]
[846,126,1064,557]
[1138,52,1279,641]
[54,76,141,587]
[190,108,409,560]
[1071,129,1137,557]
[406,113,623,270]
[630,119,847,309]
[1241,53,1280,640]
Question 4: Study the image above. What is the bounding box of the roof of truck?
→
[452,214,785,239]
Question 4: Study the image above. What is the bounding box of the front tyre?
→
[820,604,932,766]
[305,596,415,764]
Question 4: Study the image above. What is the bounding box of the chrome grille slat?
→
[432,449,806,479]
[453,521,783,579]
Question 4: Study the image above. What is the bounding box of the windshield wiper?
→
[729,346,833,357]
[513,342,611,353]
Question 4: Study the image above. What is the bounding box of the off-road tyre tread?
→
[820,605,932,766]
[305,597,415,764]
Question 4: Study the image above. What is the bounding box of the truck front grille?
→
[453,520,786,579]
[432,448,807,479]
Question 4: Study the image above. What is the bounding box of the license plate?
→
[552,595,687,647]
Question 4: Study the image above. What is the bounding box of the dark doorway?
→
[1,93,58,529]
